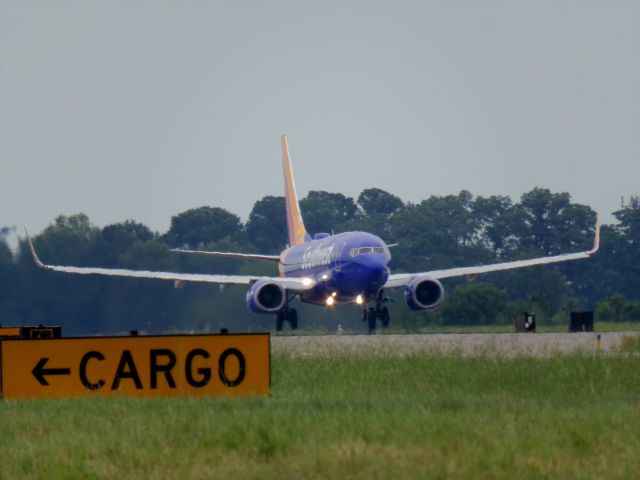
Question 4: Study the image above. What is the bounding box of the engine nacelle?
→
[404,276,445,311]
[246,279,286,314]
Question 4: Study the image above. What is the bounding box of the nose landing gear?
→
[362,290,391,334]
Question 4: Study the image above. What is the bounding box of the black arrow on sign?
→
[32,358,71,386]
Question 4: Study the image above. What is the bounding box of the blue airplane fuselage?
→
[279,231,391,305]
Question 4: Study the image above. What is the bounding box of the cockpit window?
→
[349,246,387,256]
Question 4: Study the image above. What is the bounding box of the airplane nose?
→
[368,265,389,289]
[358,256,389,290]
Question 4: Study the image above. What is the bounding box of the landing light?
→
[302,277,313,286]
[321,273,329,281]
[331,292,337,297]
[355,294,364,305]
[326,296,335,306]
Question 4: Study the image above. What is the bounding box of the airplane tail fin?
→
[281,135,311,246]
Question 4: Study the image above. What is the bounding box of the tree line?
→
[1,187,639,334]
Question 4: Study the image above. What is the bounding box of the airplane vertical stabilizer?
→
[281,135,311,246]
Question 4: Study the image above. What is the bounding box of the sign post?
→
[0,333,270,399]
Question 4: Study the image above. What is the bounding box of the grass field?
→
[1,352,640,479]
[291,321,640,336]
[412,321,640,334]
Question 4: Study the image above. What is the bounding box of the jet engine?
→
[246,279,286,314]
[404,276,445,311]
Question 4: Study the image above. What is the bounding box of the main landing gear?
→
[363,290,391,334]
[276,295,298,333]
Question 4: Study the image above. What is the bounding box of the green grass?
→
[2,353,640,479]
[288,321,640,336]
[409,321,640,334]
[591,321,640,332]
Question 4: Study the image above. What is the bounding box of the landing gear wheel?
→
[372,289,392,331]
[276,311,285,332]
[367,307,377,334]
[289,308,298,330]
[275,294,300,333]
[380,306,390,328]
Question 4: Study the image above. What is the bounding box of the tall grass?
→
[1,353,639,479]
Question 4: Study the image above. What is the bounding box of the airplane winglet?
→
[589,213,601,256]
[24,229,45,268]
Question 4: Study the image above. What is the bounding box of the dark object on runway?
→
[569,311,594,332]
[515,312,536,333]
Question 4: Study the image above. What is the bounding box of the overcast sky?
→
[1,1,639,238]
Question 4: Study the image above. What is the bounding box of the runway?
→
[272,332,640,357]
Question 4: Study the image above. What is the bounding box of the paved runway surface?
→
[272,332,640,357]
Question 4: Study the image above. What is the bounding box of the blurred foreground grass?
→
[1,352,639,479]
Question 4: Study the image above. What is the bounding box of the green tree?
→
[0,236,18,323]
[389,191,491,272]
[26,214,100,265]
[487,267,571,319]
[0,236,12,265]
[99,240,181,333]
[596,293,627,322]
[625,301,640,322]
[357,188,404,216]
[599,207,640,301]
[245,196,287,253]
[339,188,405,243]
[300,191,357,235]
[615,206,640,243]
[164,207,242,248]
[514,188,596,255]
[472,195,518,256]
[16,214,104,333]
[97,220,155,266]
[440,284,510,325]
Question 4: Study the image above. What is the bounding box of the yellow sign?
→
[0,327,22,338]
[0,333,270,399]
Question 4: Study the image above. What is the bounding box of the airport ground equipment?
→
[0,325,61,339]
[515,313,536,333]
[569,311,594,332]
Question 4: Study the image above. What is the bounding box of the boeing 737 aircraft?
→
[27,135,600,332]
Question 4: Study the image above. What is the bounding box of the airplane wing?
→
[25,233,314,292]
[170,248,281,262]
[384,214,600,288]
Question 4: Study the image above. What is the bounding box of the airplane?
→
[26,135,601,332]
